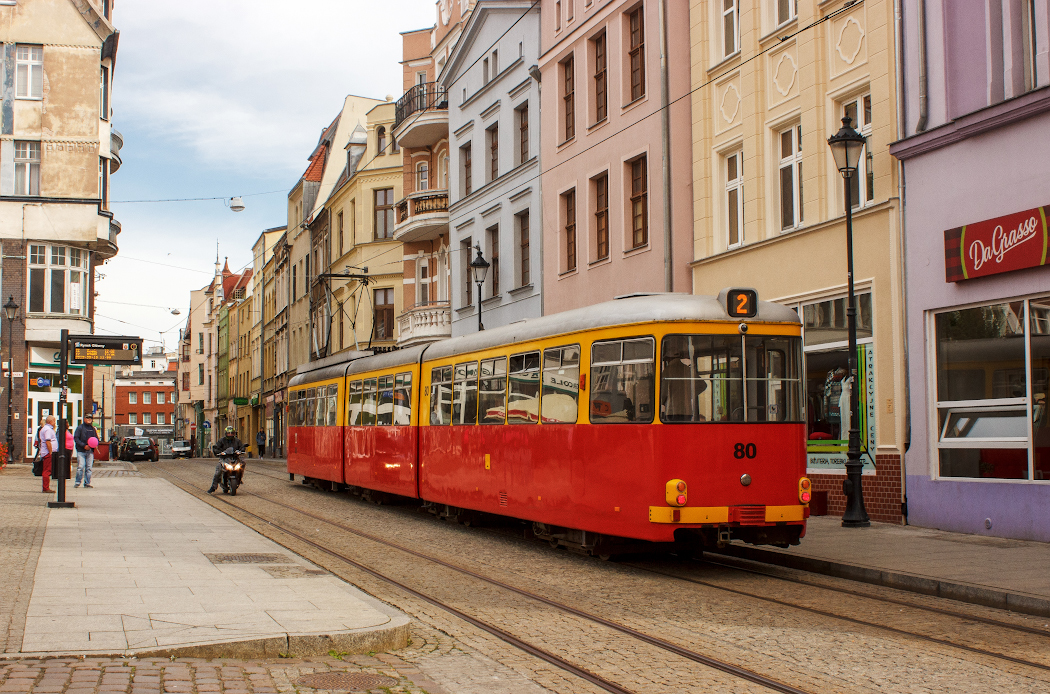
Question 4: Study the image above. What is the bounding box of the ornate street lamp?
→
[3,296,18,465]
[470,243,490,332]
[827,116,871,528]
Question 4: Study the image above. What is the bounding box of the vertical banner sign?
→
[945,205,1049,282]
[806,344,877,473]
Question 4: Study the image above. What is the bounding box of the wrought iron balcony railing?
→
[394,82,448,129]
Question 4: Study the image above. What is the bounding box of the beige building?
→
[0,0,122,459]
[689,0,905,522]
[323,102,404,355]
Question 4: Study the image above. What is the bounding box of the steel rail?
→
[154,462,816,694]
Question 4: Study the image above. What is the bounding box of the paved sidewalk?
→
[0,463,409,659]
[715,515,1050,616]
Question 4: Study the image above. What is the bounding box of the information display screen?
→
[69,337,142,365]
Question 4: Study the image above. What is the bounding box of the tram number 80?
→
[734,443,757,459]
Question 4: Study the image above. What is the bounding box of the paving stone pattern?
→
[0,466,51,654]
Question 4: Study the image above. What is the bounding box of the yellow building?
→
[322,102,404,355]
[689,0,905,522]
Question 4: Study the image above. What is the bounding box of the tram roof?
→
[424,291,799,362]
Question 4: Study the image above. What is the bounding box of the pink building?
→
[538,0,693,314]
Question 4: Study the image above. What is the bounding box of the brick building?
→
[114,364,176,454]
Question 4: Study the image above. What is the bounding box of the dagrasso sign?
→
[945,205,1048,282]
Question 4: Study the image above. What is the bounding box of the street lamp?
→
[470,243,490,332]
[3,296,18,465]
[827,116,871,528]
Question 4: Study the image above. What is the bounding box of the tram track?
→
[152,461,816,694]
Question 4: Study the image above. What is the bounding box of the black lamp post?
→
[470,243,490,332]
[827,116,871,528]
[3,296,18,465]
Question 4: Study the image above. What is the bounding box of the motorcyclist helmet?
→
[225,425,235,435]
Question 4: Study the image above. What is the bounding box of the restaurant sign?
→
[945,205,1048,282]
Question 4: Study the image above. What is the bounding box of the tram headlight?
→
[666,479,687,507]
[799,477,812,504]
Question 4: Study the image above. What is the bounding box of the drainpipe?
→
[895,0,911,523]
[658,0,673,292]
[916,0,929,132]
[528,63,543,316]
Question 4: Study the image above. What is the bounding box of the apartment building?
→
[0,0,122,459]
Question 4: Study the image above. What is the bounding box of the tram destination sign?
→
[68,335,142,365]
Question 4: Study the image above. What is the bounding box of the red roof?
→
[302,143,327,182]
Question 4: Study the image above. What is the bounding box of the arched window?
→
[417,162,429,191]
[377,127,388,154]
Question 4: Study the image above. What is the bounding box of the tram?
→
[287,290,811,554]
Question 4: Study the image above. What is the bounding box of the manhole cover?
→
[295,672,398,690]
[204,553,294,564]
[261,565,327,579]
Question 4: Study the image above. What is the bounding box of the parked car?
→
[122,437,158,462]
[170,439,192,459]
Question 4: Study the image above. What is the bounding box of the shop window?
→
[591,337,655,423]
[934,299,1049,481]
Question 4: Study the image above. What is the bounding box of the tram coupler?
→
[717,526,732,547]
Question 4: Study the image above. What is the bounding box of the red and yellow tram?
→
[287,291,811,553]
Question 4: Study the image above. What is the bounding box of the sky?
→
[97,0,436,350]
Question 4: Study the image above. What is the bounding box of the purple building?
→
[891,0,1050,540]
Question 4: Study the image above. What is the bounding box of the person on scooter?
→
[207,426,244,493]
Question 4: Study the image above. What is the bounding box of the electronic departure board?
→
[68,336,142,365]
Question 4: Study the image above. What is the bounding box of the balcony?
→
[393,190,449,243]
[110,129,123,173]
[397,301,451,347]
[392,83,448,149]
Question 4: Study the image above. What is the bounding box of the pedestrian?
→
[38,415,57,493]
[255,429,265,459]
[74,414,99,488]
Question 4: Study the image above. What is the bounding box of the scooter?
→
[218,446,246,496]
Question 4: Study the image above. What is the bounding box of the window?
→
[157,392,165,405]
[198,364,204,385]
[563,55,575,141]
[542,345,581,423]
[462,237,473,306]
[488,123,499,182]
[292,264,297,300]
[156,413,165,425]
[182,373,189,391]
[362,379,378,425]
[128,391,138,405]
[591,337,655,423]
[416,162,429,191]
[566,0,574,22]
[483,57,490,84]
[377,375,395,426]
[722,0,739,58]
[430,366,452,425]
[16,46,42,99]
[508,352,540,424]
[776,0,797,26]
[726,150,744,248]
[556,0,562,31]
[488,226,500,297]
[628,7,645,101]
[28,245,87,315]
[198,333,204,353]
[377,126,387,155]
[778,125,803,230]
[452,362,479,425]
[564,189,577,271]
[374,188,394,239]
[593,31,608,122]
[143,391,151,404]
[479,357,507,423]
[98,158,109,208]
[461,143,473,196]
[630,156,648,248]
[518,210,531,287]
[595,173,609,260]
[843,95,874,209]
[15,142,40,196]
[394,372,412,425]
[492,49,499,75]
[419,264,429,305]
[129,413,137,425]
[442,156,449,188]
[142,413,151,425]
[374,288,394,340]
[100,65,110,119]
[338,211,344,256]
[934,299,1050,481]
[517,103,529,164]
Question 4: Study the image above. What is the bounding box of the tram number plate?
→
[733,443,757,459]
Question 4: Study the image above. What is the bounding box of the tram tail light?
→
[799,477,812,504]
[666,479,687,506]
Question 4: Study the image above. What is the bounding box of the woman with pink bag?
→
[73,414,100,488]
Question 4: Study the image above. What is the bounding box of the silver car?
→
[170,439,192,459]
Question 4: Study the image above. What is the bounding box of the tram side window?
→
[430,366,453,425]
[362,378,378,426]
[479,357,507,424]
[394,372,412,425]
[660,335,743,423]
[377,375,395,426]
[453,362,479,425]
[306,388,317,426]
[590,337,655,423]
[296,391,306,426]
[744,336,802,422]
[541,345,580,423]
[348,381,363,425]
[509,351,541,424]
[328,384,339,426]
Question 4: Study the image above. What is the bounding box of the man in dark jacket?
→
[207,426,244,493]
[73,414,99,488]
